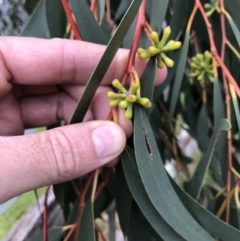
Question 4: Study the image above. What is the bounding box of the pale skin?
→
[0,37,167,204]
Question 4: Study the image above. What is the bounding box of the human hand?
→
[0,37,167,203]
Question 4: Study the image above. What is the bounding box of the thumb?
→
[0,121,126,203]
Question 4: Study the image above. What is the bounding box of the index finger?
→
[0,37,167,86]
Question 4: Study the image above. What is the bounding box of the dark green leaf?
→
[225,1,240,31]
[227,17,240,50]
[169,0,191,40]
[27,227,63,241]
[116,162,133,235]
[134,106,214,240]
[78,198,95,241]
[98,0,106,24]
[186,119,231,199]
[213,78,225,126]
[69,0,106,44]
[21,0,48,37]
[150,0,169,35]
[114,0,131,21]
[171,178,240,241]
[196,104,208,151]
[122,146,185,241]
[140,58,156,116]
[230,85,240,133]
[169,31,189,118]
[70,0,143,124]
[45,0,67,38]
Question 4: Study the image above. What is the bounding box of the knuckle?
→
[48,129,80,180]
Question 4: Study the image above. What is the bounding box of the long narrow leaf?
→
[70,0,143,124]
[186,119,231,199]
[134,106,214,240]
[122,146,185,241]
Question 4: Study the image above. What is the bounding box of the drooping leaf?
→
[171,177,240,241]
[114,0,131,21]
[45,0,67,38]
[227,17,240,50]
[78,198,95,241]
[116,162,133,235]
[69,0,106,44]
[134,106,214,240]
[122,146,185,241]
[169,31,189,118]
[150,0,169,35]
[186,119,231,199]
[97,0,106,24]
[70,0,143,124]
[26,227,63,241]
[140,58,156,116]
[21,0,48,37]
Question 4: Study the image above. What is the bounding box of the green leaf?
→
[196,104,209,151]
[213,78,225,126]
[27,227,63,241]
[114,0,131,21]
[230,85,240,134]
[78,198,95,241]
[134,106,214,240]
[140,58,156,116]
[186,119,231,199]
[171,178,240,241]
[116,162,133,235]
[45,0,67,38]
[122,146,185,241]
[149,0,169,35]
[169,31,189,118]
[69,0,106,44]
[169,0,191,40]
[227,17,240,50]
[70,0,143,124]
[98,0,106,24]
[21,0,48,37]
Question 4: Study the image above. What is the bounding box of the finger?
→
[0,121,126,203]
[0,37,167,87]
[19,87,132,136]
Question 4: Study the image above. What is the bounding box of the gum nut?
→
[128,94,137,102]
[119,100,128,109]
[148,46,160,55]
[137,48,145,54]
[109,99,120,107]
[140,52,151,60]
[157,58,165,68]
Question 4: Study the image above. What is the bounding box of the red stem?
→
[90,0,97,12]
[61,0,82,40]
[43,186,50,241]
[121,0,147,86]
[195,0,240,97]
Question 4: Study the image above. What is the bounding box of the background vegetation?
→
[2,0,240,240]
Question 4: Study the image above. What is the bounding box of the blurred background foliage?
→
[2,0,240,240]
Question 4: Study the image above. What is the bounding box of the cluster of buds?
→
[189,51,214,85]
[137,26,181,68]
[204,0,220,17]
[107,79,151,119]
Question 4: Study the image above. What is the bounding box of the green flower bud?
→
[158,26,171,48]
[119,100,129,109]
[197,72,205,81]
[190,62,201,69]
[148,46,161,55]
[204,51,212,65]
[125,103,133,119]
[150,31,159,46]
[128,94,137,102]
[206,8,215,17]
[139,51,151,60]
[107,91,125,99]
[208,74,215,82]
[161,53,174,67]
[112,79,127,93]
[137,97,151,108]
[204,3,212,9]
[137,48,146,54]
[109,99,121,107]
[162,41,182,51]
[130,81,140,94]
[157,56,165,69]
[196,53,204,63]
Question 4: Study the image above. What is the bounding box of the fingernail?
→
[92,125,123,159]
